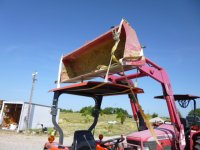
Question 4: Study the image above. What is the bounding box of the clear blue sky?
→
[0,0,199,117]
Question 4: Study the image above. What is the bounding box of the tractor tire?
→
[194,136,200,150]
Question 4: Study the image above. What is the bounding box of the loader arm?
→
[139,58,181,127]
[108,57,185,149]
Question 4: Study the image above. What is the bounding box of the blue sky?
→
[0,0,199,117]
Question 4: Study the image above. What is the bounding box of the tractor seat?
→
[71,130,96,150]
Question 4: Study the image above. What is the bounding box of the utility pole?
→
[27,72,38,129]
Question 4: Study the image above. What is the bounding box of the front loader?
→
[44,19,199,150]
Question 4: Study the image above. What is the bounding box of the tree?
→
[188,108,200,117]
[116,111,126,124]
[100,109,104,116]
[80,106,94,123]
[102,107,115,114]
[80,106,94,116]
[115,108,128,116]
[60,109,73,113]
[152,113,158,118]
[79,106,129,124]
[102,107,128,115]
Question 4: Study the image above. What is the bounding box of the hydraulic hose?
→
[51,91,64,144]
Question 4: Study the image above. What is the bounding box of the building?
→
[0,101,59,132]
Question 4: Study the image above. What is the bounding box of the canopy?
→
[50,81,144,97]
[155,94,200,101]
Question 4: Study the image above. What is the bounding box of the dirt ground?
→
[0,131,120,150]
[0,131,73,150]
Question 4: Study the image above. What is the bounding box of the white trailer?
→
[0,101,60,132]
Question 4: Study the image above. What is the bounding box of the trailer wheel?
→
[194,136,200,150]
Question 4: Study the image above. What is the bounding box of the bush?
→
[188,108,200,117]
[80,106,94,116]
[116,111,127,124]
[102,107,128,115]
[152,113,158,118]
[60,109,73,113]
[102,107,115,114]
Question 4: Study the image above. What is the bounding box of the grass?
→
[59,112,138,138]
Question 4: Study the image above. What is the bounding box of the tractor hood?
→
[126,124,175,143]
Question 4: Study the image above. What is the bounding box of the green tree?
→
[152,112,158,118]
[188,108,200,117]
[116,111,127,124]
[100,109,104,116]
[115,108,128,115]
[102,107,128,115]
[60,109,73,113]
[80,106,94,123]
[80,106,94,116]
[102,107,115,114]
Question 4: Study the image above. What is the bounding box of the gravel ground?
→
[0,131,73,150]
[0,131,121,150]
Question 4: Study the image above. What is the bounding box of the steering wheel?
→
[100,136,125,149]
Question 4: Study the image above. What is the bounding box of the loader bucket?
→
[61,19,145,83]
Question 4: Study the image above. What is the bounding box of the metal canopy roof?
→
[154,94,200,101]
[50,81,144,97]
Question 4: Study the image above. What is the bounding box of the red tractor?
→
[44,19,199,150]
[155,94,200,150]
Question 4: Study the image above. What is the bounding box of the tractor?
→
[44,19,199,150]
[155,94,200,150]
